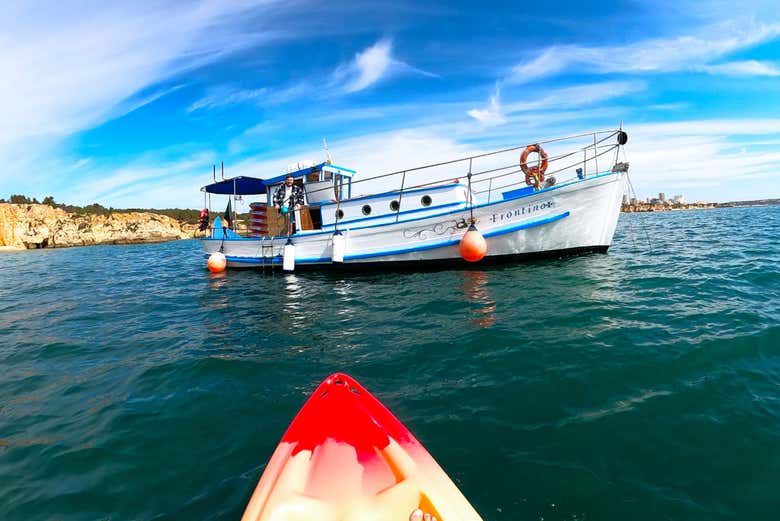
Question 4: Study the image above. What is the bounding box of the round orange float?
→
[207,251,227,272]
[459,224,487,262]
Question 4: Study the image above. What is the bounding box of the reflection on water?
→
[208,270,227,279]
[282,274,312,331]
[461,270,496,328]
[331,278,355,320]
[282,273,301,300]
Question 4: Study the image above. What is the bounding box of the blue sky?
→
[2,0,780,208]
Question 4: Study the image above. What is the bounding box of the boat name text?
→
[489,201,554,223]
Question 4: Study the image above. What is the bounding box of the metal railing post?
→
[583,149,587,178]
[395,171,406,222]
[467,158,474,207]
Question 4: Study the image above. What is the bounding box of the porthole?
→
[421,195,432,207]
[336,209,344,220]
[389,200,400,211]
[362,205,372,216]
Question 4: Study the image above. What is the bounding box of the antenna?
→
[221,161,225,180]
[212,164,216,182]
[323,138,332,164]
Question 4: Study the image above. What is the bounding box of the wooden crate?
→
[265,206,313,236]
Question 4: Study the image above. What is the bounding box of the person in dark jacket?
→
[273,174,305,234]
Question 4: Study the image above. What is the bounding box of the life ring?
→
[520,144,548,188]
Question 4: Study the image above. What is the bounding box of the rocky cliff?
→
[0,203,197,250]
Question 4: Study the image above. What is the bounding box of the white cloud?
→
[71,158,93,170]
[0,2,278,146]
[619,120,780,201]
[188,87,270,112]
[507,22,780,83]
[698,60,780,76]
[188,38,438,111]
[467,88,507,126]
[648,103,689,111]
[330,39,432,94]
[186,38,439,112]
[70,152,218,208]
[508,47,571,84]
[504,81,642,113]
[345,39,395,93]
[465,81,642,130]
[0,0,290,201]
[188,82,312,112]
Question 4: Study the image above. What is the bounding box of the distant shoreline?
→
[622,199,780,213]
[0,203,197,251]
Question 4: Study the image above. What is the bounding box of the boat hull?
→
[201,171,626,270]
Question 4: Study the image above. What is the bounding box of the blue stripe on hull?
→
[208,210,569,266]
[344,210,569,260]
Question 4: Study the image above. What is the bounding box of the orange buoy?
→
[207,251,227,272]
[459,224,487,262]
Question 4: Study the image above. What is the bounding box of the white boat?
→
[200,128,630,271]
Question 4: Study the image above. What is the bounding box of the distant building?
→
[622,194,629,205]
[672,195,684,204]
[630,197,638,205]
[659,192,666,202]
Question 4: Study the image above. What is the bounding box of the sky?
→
[2,0,780,208]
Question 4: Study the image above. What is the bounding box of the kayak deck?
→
[241,373,482,521]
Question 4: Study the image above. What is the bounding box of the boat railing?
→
[474,138,625,201]
[299,128,626,209]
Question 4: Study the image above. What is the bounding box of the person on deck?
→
[273,174,305,235]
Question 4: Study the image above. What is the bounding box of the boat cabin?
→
[201,160,469,238]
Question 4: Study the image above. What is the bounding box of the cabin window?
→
[389,200,400,212]
[362,205,372,216]
[421,195,432,207]
[336,209,344,220]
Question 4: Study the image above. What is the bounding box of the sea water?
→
[1,206,778,521]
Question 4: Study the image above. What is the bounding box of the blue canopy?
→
[201,176,267,195]
[201,163,356,195]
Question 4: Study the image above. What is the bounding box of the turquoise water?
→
[1,206,778,520]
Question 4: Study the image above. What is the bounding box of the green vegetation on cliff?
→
[1,194,203,224]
